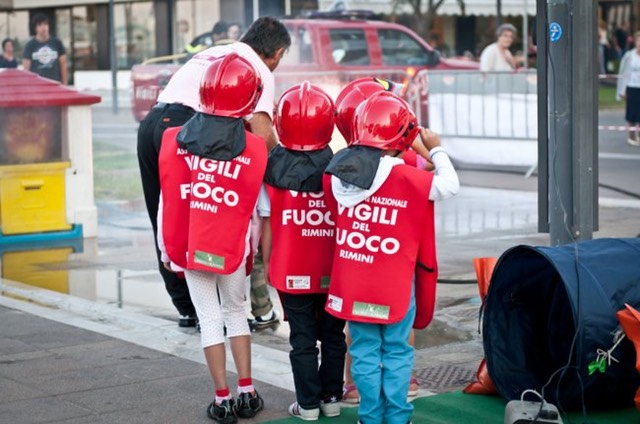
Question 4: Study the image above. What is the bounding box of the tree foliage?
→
[391,0,467,38]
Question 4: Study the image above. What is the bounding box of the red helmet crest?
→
[275,81,335,151]
[351,91,419,152]
[199,53,262,117]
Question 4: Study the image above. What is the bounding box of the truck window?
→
[378,29,430,66]
[281,26,315,66]
[329,29,370,66]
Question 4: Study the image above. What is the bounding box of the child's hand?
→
[419,128,441,151]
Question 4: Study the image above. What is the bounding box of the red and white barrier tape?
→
[598,125,640,132]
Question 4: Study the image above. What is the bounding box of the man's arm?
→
[59,54,68,85]
[249,112,278,151]
[22,58,31,71]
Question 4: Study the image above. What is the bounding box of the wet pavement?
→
[1,92,640,422]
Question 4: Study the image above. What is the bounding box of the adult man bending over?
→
[137,17,290,327]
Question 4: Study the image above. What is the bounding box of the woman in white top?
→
[479,23,518,72]
[617,31,640,146]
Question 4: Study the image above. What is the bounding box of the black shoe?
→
[234,391,264,419]
[178,314,198,328]
[249,310,279,329]
[207,399,237,423]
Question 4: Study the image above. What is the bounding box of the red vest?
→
[323,165,438,328]
[159,127,191,268]
[265,185,335,293]
[160,128,267,274]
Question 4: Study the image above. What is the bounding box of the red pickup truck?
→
[130,17,478,125]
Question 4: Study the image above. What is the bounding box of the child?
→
[323,91,459,424]
[333,78,430,404]
[157,54,267,424]
[258,81,346,421]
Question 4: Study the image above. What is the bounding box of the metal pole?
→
[253,0,259,21]
[544,0,598,245]
[572,0,598,237]
[109,0,118,114]
[537,0,549,233]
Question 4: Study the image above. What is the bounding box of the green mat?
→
[261,391,639,423]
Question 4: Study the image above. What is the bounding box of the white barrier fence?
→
[410,70,539,168]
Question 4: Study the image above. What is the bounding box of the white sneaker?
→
[627,136,640,146]
[288,402,319,421]
[320,395,341,417]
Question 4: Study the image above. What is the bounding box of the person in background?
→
[259,82,346,421]
[22,13,67,84]
[0,38,18,68]
[479,23,518,72]
[323,91,459,424]
[617,31,640,147]
[227,23,242,41]
[158,54,267,424]
[137,17,290,329]
[614,21,630,59]
[184,21,231,55]
[599,20,610,75]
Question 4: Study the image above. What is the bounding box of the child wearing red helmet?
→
[334,78,434,404]
[157,53,266,424]
[258,81,347,421]
[324,91,459,424]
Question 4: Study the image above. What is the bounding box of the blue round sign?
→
[549,22,563,42]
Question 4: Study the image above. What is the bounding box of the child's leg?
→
[349,321,384,424]
[342,324,360,403]
[218,263,253,380]
[381,292,416,424]
[219,263,264,419]
[283,292,323,409]
[318,298,347,400]
[184,270,228,389]
[408,329,419,396]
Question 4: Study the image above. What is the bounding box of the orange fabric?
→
[463,359,497,394]
[464,257,499,395]
[616,303,640,410]
[472,257,498,300]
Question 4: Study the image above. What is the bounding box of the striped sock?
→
[238,378,254,394]
[215,387,231,405]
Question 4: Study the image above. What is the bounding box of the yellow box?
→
[0,162,71,235]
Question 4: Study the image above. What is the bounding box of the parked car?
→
[130,14,478,125]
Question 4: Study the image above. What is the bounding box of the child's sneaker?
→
[320,395,341,417]
[342,384,360,404]
[206,399,237,424]
[234,390,264,418]
[408,376,420,397]
[288,402,320,421]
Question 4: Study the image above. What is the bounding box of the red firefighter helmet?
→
[352,91,419,152]
[274,81,335,151]
[335,78,402,145]
[199,53,262,118]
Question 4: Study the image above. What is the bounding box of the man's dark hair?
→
[240,16,291,59]
[212,21,229,36]
[2,38,12,50]
[31,13,49,32]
